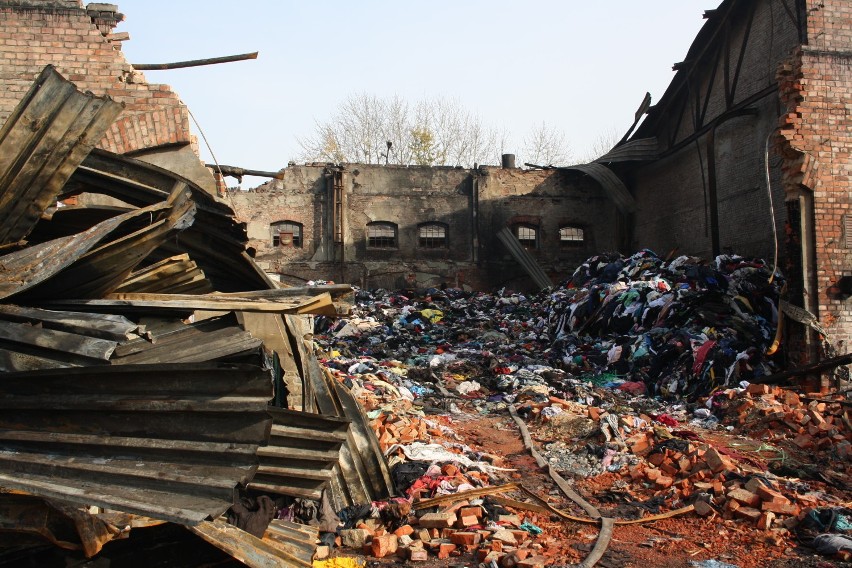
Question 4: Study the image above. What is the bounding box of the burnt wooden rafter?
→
[668,93,690,149]
[698,43,722,128]
[725,0,757,109]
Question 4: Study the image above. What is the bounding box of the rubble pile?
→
[307,251,852,566]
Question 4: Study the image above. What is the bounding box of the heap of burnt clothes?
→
[313,250,783,403]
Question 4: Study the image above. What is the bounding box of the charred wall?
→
[228,163,616,291]
[629,0,799,261]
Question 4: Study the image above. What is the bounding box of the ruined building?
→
[225,0,852,361]
[1,1,851,356]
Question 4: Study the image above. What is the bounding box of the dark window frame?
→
[514,223,539,249]
[418,222,448,249]
[559,225,585,247]
[366,221,398,249]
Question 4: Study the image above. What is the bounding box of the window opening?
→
[559,226,584,247]
[419,223,447,248]
[367,222,397,248]
[272,221,302,247]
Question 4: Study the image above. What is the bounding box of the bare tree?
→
[297,93,503,167]
[577,126,623,163]
[520,122,572,167]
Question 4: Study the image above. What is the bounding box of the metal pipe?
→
[132,52,258,71]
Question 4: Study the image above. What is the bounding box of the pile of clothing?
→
[315,250,783,404]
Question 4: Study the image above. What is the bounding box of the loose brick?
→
[449,531,481,546]
[370,534,398,558]
[437,542,457,559]
[727,488,761,507]
[418,512,456,529]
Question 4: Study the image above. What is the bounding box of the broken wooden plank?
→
[413,483,518,510]
[39,291,336,315]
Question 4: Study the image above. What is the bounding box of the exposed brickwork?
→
[777,0,852,355]
[0,0,191,154]
[227,163,616,291]
[631,0,797,262]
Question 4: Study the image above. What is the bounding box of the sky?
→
[115,1,712,188]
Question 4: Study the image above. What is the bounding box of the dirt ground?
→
[355,407,850,568]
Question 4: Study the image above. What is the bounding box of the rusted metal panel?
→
[0,305,139,371]
[17,186,197,301]
[114,254,214,295]
[111,313,263,365]
[496,227,553,291]
[249,407,348,500]
[0,305,138,341]
[563,162,637,215]
[0,201,168,300]
[0,362,273,525]
[0,66,123,246]
[594,137,659,163]
[0,191,194,301]
[283,315,394,509]
[42,291,338,316]
[188,518,316,568]
[64,149,275,292]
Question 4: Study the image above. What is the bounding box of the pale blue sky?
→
[115,1,712,186]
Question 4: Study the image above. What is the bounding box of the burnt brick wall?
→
[0,0,191,153]
[777,0,852,352]
[228,163,619,291]
[478,167,618,288]
[631,0,798,261]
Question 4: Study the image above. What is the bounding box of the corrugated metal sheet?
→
[114,254,214,295]
[0,304,139,341]
[16,187,197,301]
[0,65,123,246]
[562,162,637,215]
[250,407,348,500]
[594,137,659,163]
[189,518,317,568]
[42,290,339,316]
[496,227,553,291]
[0,362,273,525]
[111,313,262,365]
[285,315,395,510]
[65,149,276,292]
[0,191,194,301]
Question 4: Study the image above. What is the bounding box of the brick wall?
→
[227,163,617,291]
[630,0,798,262]
[777,0,852,354]
[0,0,191,154]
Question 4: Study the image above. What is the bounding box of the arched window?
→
[367,222,397,248]
[514,223,538,249]
[559,225,584,247]
[418,222,448,248]
[271,221,302,247]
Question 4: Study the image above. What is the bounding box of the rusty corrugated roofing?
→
[250,407,348,500]
[0,65,123,247]
[189,518,317,568]
[0,362,273,525]
[0,190,195,301]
